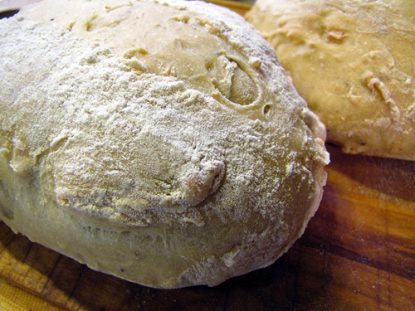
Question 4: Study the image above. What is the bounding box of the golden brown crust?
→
[247,0,415,160]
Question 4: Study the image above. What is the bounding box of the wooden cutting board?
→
[0,1,414,310]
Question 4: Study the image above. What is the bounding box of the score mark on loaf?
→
[0,0,328,288]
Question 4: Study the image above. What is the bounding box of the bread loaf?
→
[0,0,328,288]
[246,0,415,160]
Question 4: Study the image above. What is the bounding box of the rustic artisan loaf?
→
[0,0,328,288]
[246,0,415,160]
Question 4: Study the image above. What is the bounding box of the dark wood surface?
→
[0,145,414,310]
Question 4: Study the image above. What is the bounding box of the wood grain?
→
[0,1,414,310]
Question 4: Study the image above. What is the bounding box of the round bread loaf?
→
[0,0,328,288]
[246,0,415,160]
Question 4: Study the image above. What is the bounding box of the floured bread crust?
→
[0,0,328,288]
[246,0,415,160]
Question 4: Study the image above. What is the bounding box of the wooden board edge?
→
[0,278,63,311]
[208,0,252,15]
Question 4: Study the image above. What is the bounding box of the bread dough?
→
[0,0,328,288]
[246,0,415,160]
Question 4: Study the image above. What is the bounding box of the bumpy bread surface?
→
[0,0,328,288]
[246,0,415,160]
